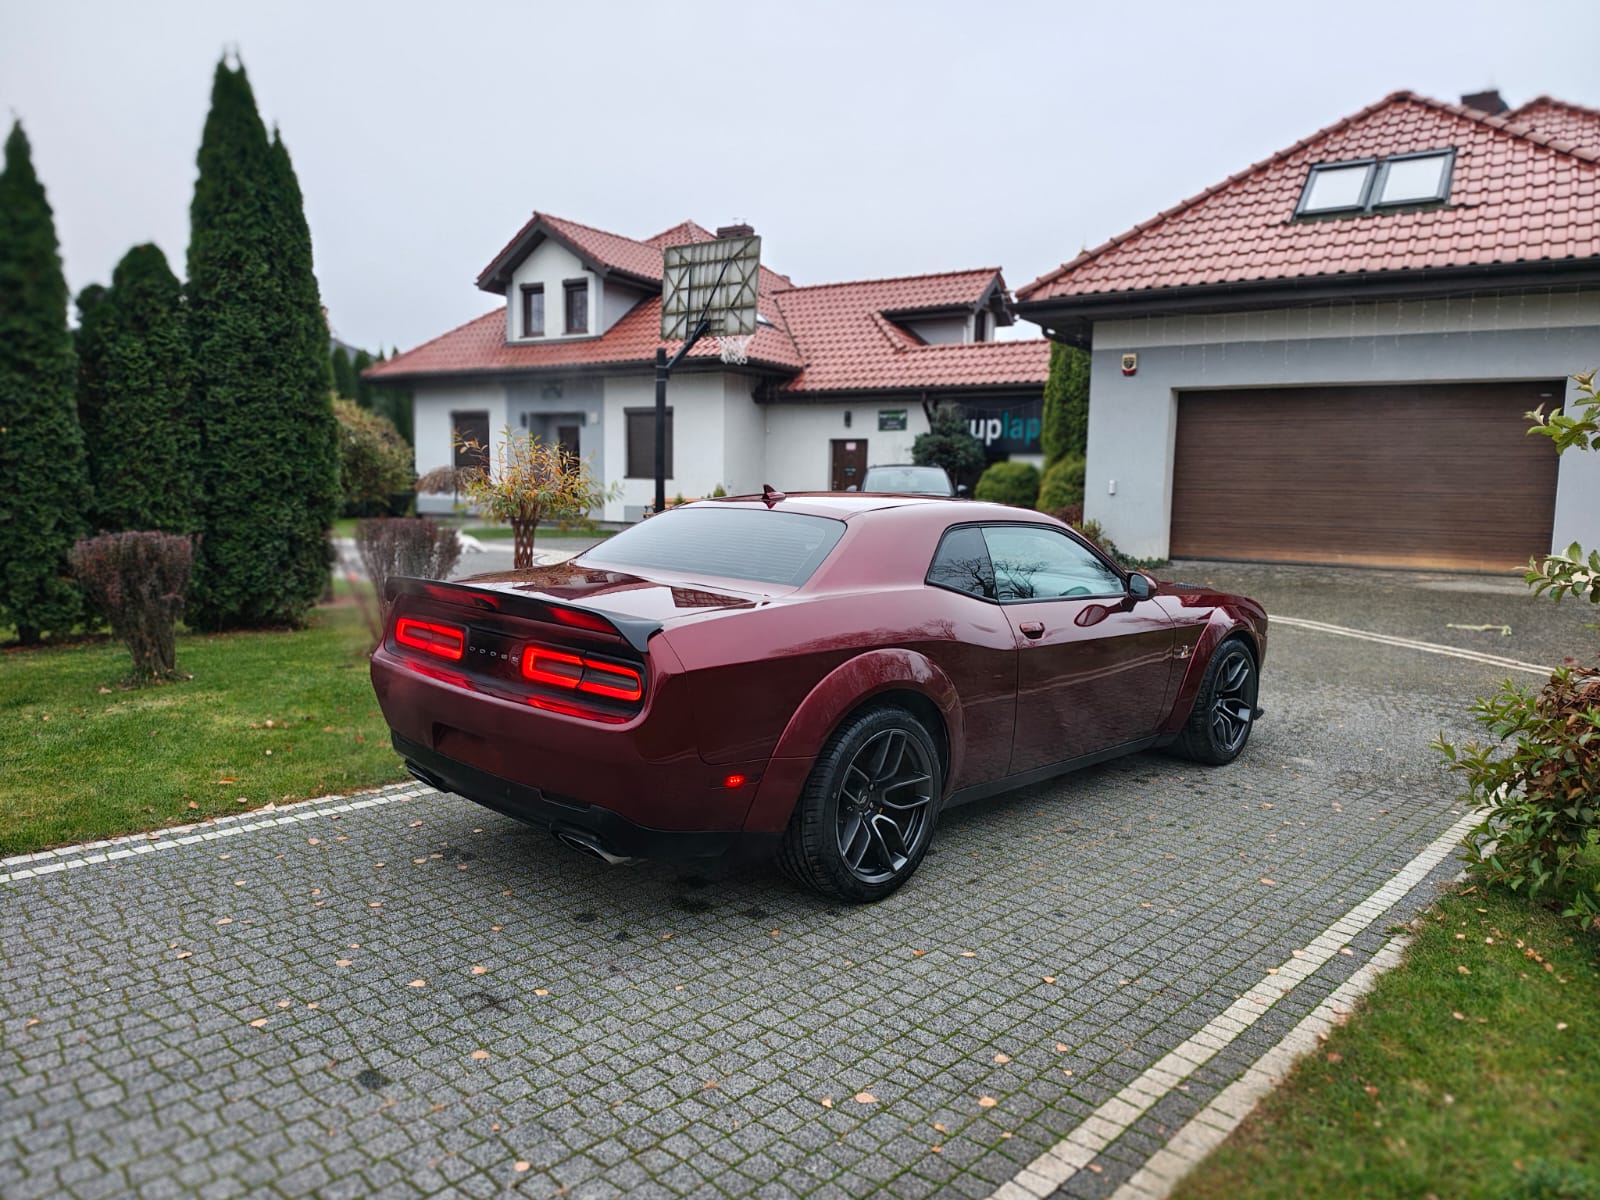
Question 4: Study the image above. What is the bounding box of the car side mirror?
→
[1127,572,1155,601]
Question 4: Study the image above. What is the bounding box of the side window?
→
[981,525,1123,601]
[926,526,997,600]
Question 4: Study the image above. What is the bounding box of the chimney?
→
[716,222,755,239]
[1460,89,1508,115]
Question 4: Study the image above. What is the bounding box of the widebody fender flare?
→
[1160,613,1265,736]
[741,648,963,834]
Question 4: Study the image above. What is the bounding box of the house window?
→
[1297,149,1455,217]
[625,407,672,478]
[564,279,588,334]
[520,285,544,337]
[451,411,490,474]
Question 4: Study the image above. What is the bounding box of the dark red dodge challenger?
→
[371,492,1266,902]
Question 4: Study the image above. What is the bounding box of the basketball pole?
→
[653,317,710,514]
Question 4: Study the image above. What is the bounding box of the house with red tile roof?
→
[367,215,1048,521]
[1015,89,1600,571]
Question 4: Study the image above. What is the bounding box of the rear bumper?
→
[396,732,776,860]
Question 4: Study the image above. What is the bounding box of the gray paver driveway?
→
[3,562,1590,1200]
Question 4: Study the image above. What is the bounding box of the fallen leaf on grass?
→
[187,801,199,810]
[978,1096,997,1108]
[1458,966,1472,975]
[1557,1022,1569,1031]
[1452,1011,1466,1021]
[854,1092,878,1104]
[1326,1052,1342,1064]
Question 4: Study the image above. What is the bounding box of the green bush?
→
[973,460,1041,508]
[1434,370,1600,931]
[1037,455,1086,511]
[1040,342,1090,466]
[912,403,985,490]
[335,398,413,515]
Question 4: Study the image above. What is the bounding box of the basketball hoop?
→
[717,333,753,365]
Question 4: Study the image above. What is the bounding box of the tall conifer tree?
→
[0,122,88,642]
[82,244,197,534]
[186,59,337,629]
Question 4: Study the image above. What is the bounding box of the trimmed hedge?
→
[973,460,1041,508]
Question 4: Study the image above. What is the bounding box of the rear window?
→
[862,466,953,495]
[579,507,846,586]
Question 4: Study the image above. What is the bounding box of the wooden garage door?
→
[1170,383,1560,571]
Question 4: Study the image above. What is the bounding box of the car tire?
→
[778,705,943,903]
[1173,636,1258,765]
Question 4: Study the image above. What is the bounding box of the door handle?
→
[1019,621,1045,639]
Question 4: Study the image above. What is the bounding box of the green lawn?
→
[1174,887,1600,1200]
[0,599,406,855]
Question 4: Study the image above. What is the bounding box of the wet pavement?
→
[3,560,1594,1199]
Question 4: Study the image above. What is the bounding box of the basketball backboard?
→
[660,235,761,341]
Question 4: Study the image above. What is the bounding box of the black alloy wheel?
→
[779,706,942,902]
[1175,638,1258,765]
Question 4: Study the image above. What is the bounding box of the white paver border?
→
[0,783,436,884]
[987,808,1478,1200]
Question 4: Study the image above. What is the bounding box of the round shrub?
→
[973,461,1041,508]
[1037,455,1086,512]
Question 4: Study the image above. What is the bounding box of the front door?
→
[830,439,867,491]
[979,523,1176,775]
[557,424,581,472]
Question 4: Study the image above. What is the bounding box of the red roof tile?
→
[368,228,1048,393]
[1018,91,1600,302]
[772,271,1049,394]
[1508,96,1600,157]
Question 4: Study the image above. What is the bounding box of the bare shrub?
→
[353,518,462,644]
[68,532,193,685]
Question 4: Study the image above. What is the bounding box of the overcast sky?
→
[3,0,1594,354]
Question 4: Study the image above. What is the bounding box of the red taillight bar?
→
[395,617,465,661]
[520,646,643,703]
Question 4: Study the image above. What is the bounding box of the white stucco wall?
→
[602,371,729,520]
[721,374,767,496]
[763,402,931,491]
[505,239,593,342]
[1081,289,1600,561]
[412,379,509,514]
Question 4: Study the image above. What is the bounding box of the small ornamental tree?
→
[331,346,358,400]
[416,427,613,569]
[68,531,193,685]
[0,121,89,642]
[1040,342,1090,466]
[912,403,985,490]
[335,398,413,514]
[1434,370,1600,930]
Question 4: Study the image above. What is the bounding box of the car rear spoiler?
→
[385,576,662,654]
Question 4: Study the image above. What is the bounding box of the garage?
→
[1169,382,1561,571]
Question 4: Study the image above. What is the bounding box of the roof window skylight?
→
[1296,149,1454,217]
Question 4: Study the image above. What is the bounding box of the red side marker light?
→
[395,617,465,661]
[722,774,748,790]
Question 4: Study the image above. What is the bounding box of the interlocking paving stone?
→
[5,562,1590,1198]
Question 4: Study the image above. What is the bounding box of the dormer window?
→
[1296,149,1455,217]
[564,279,589,334]
[520,284,544,337]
